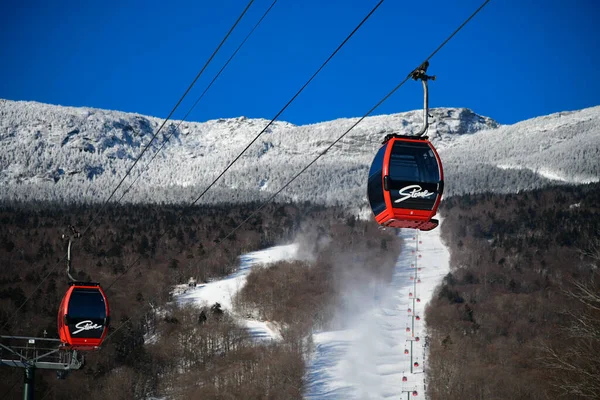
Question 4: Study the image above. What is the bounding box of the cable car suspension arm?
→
[410,61,436,137]
[63,226,81,282]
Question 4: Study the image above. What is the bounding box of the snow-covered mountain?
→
[1,99,598,208]
[441,106,600,195]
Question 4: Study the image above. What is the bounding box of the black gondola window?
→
[367,146,387,216]
[388,142,440,210]
[67,288,106,338]
[389,142,440,183]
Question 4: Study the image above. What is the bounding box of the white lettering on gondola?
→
[394,185,435,203]
[72,320,103,335]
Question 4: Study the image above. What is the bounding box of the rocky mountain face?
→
[1,99,598,211]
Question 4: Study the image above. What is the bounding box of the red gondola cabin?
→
[58,282,110,350]
[367,136,443,231]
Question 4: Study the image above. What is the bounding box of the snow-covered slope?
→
[304,226,449,399]
[175,243,301,341]
[168,223,450,399]
[440,106,600,196]
[1,98,598,207]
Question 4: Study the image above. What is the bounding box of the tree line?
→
[425,182,600,399]
[0,200,401,399]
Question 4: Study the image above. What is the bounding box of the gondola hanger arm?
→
[62,225,81,283]
[410,61,436,137]
[382,62,436,144]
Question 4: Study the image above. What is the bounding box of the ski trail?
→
[174,243,299,341]
[305,223,450,399]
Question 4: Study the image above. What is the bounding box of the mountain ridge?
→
[1,99,598,209]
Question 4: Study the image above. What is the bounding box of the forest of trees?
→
[426,182,600,399]
[2,180,600,399]
[0,200,401,399]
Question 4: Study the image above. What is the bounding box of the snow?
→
[440,106,600,196]
[498,164,599,184]
[168,221,452,399]
[174,243,299,341]
[304,222,450,399]
[0,100,500,205]
[537,167,598,184]
[3,99,598,205]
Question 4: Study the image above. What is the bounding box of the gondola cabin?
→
[58,282,110,350]
[368,135,443,231]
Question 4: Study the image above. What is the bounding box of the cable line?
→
[116,0,279,204]
[0,0,255,335]
[82,0,255,233]
[206,0,493,251]
[103,0,492,348]
[103,0,386,291]
[188,0,385,207]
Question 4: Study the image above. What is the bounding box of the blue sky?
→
[1,0,598,126]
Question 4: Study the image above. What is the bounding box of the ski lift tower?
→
[1,335,84,399]
[401,386,419,399]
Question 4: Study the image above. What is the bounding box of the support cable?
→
[104,0,387,291]
[208,0,492,245]
[188,0,386,208]
[116,0,280,204]
[81,0,255,235]
[103,0,492,349]
[0,0,255,335]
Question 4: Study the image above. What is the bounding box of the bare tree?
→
[540,275,600,399]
